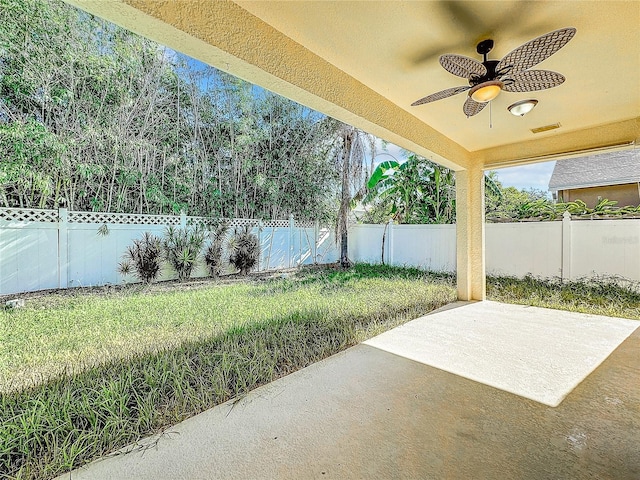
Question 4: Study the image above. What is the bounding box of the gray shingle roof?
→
[548,149,640,191]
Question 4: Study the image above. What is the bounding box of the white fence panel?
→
[316,228,340,264]
[391,224,456,271]
[486,222,563,278]
[0,208,331,295]
[0,223,59,294]
[349,224,456,271]
[67,224,169,287]
[3,206,640,296]
[570,220,640,281]
[298,227,318,266]
[260,227,290,270]
[349,225,386,264]
[290,225,301,267]
[348,219,640,283]
[189,257,212,279]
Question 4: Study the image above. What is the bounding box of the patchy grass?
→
[5,265,638,480]
[0,265,454,393]
[487,274,640,320]
[0,264,455,480]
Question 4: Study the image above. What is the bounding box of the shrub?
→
[204,222,229,278]
[163,226,206,282]
[228,225,260,275]
[117,232,163,283]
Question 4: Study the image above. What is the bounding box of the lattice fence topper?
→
[187,216,256,229]
[68,211,181,225]
[187,217,306,230]
[0,207,318,229]
[296,221,315,229]
[262,219,290,228]
[0,208,59,223]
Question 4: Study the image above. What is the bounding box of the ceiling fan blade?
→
[411,86,470,106]
[496,27,576,74]
[463,97,487,117]
[440,54,487,79]
[502,70,566,92]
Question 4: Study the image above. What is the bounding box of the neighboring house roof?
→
[548,149,640,191]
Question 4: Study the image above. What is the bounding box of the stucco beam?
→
[475,117,640,169]
[64,0,470,171]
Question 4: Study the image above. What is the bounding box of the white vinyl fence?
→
[0,208,339,296]
[350,215,640,282]
[3,207,639,295]
[348,223,456,272]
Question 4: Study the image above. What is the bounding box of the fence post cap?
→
[562,211,571,220]
[58,208,68,221]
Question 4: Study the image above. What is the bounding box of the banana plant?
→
[366,154,501,224]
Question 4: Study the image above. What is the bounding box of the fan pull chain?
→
[489,101,493,129]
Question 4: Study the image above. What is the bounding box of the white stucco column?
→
[456,167,486,301]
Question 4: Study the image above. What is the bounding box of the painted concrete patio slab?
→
[365,300,638,407]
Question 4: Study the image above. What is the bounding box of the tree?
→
[484,172,552,221]
[117,232,163,283]
[364,155,503,224]
[0,0,344,223]
[228,225,260,275]
[1,0,185,212]
[364,154,456,224]
[162,226,206,282]
[332,123,375,267]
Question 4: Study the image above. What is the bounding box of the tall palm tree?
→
[333,123,375,268]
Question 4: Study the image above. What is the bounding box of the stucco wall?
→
[559,183,640,208]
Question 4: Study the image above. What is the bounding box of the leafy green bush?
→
[500,197,640,221]
[228,225,260,275]
[117,232,163,283]
[204,222,229,278]
[163,226,206,282]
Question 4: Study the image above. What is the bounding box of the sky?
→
[491,161,555,192]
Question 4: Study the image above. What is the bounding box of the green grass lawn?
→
[3,265,639,480]
[1,265,455,394]
[1,264,456,480]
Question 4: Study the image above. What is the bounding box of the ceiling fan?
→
[411,27,576,117]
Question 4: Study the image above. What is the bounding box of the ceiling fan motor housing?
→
[470,59,502,86]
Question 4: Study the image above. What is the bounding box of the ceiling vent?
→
[531,123,561,134]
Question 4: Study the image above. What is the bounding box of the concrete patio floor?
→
[59,302,640,480]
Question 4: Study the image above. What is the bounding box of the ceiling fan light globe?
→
[469,80,504,103]
[508,99,539,116]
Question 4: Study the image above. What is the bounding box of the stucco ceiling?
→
[65,0,640,171]
[237,1,639,152]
